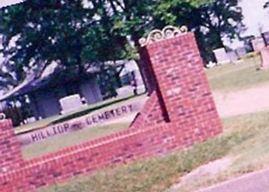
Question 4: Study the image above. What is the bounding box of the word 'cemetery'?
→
[18,104,135,145]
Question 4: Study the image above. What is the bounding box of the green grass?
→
[39,135,244,192]
[224,111,269,173]
[206,55,269,92]
[39,110,269,192]
[176,111,269,192]
[22,122,129,159]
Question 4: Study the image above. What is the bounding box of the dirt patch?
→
[167,157,234,192]
[213,83,269,118]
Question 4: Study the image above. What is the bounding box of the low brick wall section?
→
[0,119,220,192]
[131,91,166,128]
[0,120,23,172]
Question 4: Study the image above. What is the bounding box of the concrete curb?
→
[198,167,269,192]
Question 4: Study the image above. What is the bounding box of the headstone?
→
[262,31,269,46]
[260,47,269,70]
[244,40,255,52]
[116,85,134,97]
[251,37,265,52]
[235,47,247,58]
[59,94,84,114]
[213,48,230,64]
[227,51,239,62]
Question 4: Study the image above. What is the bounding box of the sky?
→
[240,0,269,36]
[0,0,25,9]
[0,0,269,48]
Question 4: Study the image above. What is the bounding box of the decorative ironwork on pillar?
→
[0,113,6,120]
[139,25,188,47]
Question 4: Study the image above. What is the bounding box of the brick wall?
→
[0,119,23,173]
[0,30,222,191]
[131,91,166,128]
[0,119,219,192]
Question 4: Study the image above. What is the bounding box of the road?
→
[198,168,269,192]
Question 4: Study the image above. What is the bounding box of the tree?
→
[0,0,127,98]
[0,0,157,94]
[0,1,94,83]
[0,63,19,91]
[155,0,245,62]
[265,1,269,8]
[0,0,244,91]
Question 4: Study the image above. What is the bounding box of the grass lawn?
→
[39,111,269,192]
[22,122,130,159]
[177,111,269,192]
[206,54,269,92]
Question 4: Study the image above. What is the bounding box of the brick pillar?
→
[0,119,23,173]
[132,26,222,137]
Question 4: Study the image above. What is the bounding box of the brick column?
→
[0,119,23,173]
[143,33,206,121]
[132,26,222,137]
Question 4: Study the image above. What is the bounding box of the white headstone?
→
[116,86,134,98]
[235,47,247,58]
[227,51,239,62]
[60,94,84,114]
[213,48,230,65]
[251,37,265,52]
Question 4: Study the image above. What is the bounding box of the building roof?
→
[0,60,132,101]
[0,62,96,101]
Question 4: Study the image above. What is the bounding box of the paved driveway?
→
[198,168,269,192]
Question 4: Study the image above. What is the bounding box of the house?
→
[0,60,145,126]
[0,62,103,125]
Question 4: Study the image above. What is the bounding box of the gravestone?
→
[262,31,269,46]
[260,47,269,70]
[227,51,239,62]
[235,47,247,58]
[116,85,135,98]
[59,94,84,114]
[213,48,230,64]
[251,37,265,52]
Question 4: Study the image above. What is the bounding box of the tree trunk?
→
[131,34,150,93]
[215,32,225,48]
